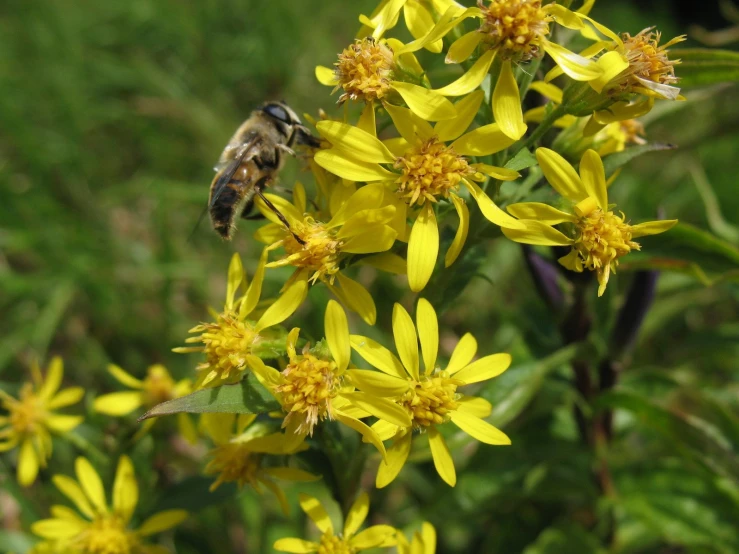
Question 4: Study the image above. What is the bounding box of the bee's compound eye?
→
[262,103,291,123]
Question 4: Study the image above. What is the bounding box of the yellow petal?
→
[328,182,386,226]
[18,438,39,486]
[315,65,338,86]
[336,273,377,326]
[407,203,439,292]
[255,280,307,332]
[416,298,438,374]
[390,82,456,121]
[352,525,397,549]
[446,332,477,373]
[383,137,410,157]
[383,103,434,144]
[38,357,63,402]
[392,303,420,380]
[454,353,511,384]
[593,99,654,124]
[506,202,577,224]
[376,432,412,488]
[501,220,574,246]
[397,6,478,55]
[493,60,527,140]
[357,102,376,136]
[464,180,524,229]
[403,0,441,51]
[536,147,587,202]
[108,364,143,389]
[45,415,84,433]
[350,335,406,379]
[435,48,496,96]
[421,522,437,553]
[335,411,387,460]
[274,538,318,553]
[589,50,629,93]
[579,149,608,210]
[542,40,603,81]
[93,392,143,416]
[47,387,84,410]
[241,248,268,319]
[262,467,320,482]
[428,427,456,486]
[471,163,520,181]
[314,149,395,182]
[347,369,409,396]
[434,90,484,142]
[76,457,107,514]
[112,455,138,523]
[317,121,395,163]
[358,252,407,274]
[630,219,678,238]
[344,492,370,538]
[370,0,406,38]
[457,396,493,418]
[451,123,515,156]
[528,81,564,103]
[341,225,397,254]
[445,195,469,267]
[347,392,412,428]
[446,31,482,64]
[53,475,95,518]
[137,510,188,536]
[32,518,89,540]
[372,419,401,442]
[450,411,511,445]
[325,300,350,372]
[226,252,244,310]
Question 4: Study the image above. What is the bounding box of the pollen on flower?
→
[619,119,647,145]
[395,137,474,206]
[275,349,340,436]
[335,37,395,103]
[617,28,685,91]
[182,312,260,386]
[567,197,640,294]
[318,532,355,554]
[76,516,136,554]
[5,384,45,436]
[141,365,176,406]
[477,0,550,62]
[400,371,463,428]
[280,218,342,284]
[205,441,261,491]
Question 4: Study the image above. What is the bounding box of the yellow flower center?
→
[76,516,136,554]
[619,28,683,89]
[187,312,260,384]
[142,365,176,407]
[318,532,356,554]
[478,0,550,62]
[205,442,261,491]
[395,137,473,206]
[572,197,640,276]
[5,384,46,436]
[335,37,395,103]
[401,371,462,429]
[282,218,342,284]
[275,352,340,436]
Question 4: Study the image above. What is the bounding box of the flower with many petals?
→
[93,364,196,443]
[274,493,396,553]
[351,298,512,487]
[173,252,307,388]
[250,300,412,457]
[315,94,525,291]
[0,357,83,486]
[503,148,677,296]
[31,456,187,554]
[254,182,402,325]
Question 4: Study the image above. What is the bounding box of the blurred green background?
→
[1,0,738,553]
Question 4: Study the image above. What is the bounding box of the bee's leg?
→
[295,125,322,149]
[276,143,297,158]
[240,198,265,221]
[255,187,306,246]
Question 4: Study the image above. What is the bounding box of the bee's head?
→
[259,101,320,149]
[260,101,302,126]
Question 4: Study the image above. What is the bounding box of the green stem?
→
[65,431,108,465]
[510,102,567,156]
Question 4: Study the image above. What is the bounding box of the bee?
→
[208,101,320,240]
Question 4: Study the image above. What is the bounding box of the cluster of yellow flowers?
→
[1,1,685,552]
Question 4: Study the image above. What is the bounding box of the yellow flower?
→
[173,252,307,388]
[503,148,678,296]
[314,95,524,291]
[254,182,402,325]
[316,37,457,122]
[31,456,187,554]
[93,364,197,443]
[0,357,83,486]
[250,300,411,458]
[274,493,396,553]
[202,413,318,514]
[351,298,512,487]
[394,1,617,139]
[397,522,437,554]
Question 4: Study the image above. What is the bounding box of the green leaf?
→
[601,143,676,177]
[622,222,739,283]
[670,48,739,87]
[523,523,607,554]
[505,147,538,171]
[0,531,36,554]
[153,476,237,512]
[139,377,280,420]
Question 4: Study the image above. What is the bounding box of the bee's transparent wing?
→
[208,138,259,209]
